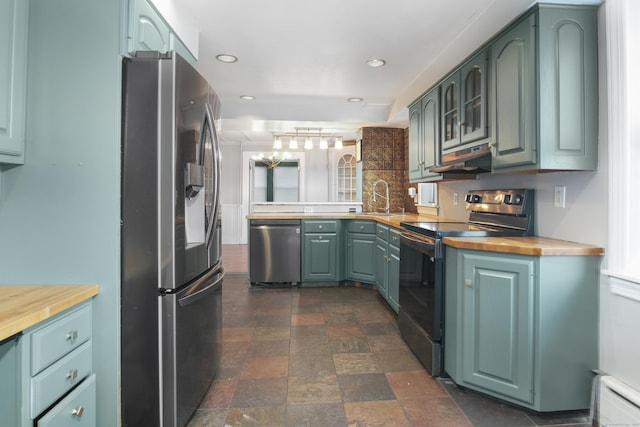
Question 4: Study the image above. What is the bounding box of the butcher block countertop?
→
[247,212,444,228]
[442,236,604,256]
[0,285,99,341]
[248,212,604,256]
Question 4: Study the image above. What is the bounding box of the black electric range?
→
[397,189,534,376]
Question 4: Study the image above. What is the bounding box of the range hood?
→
[429,142,491,175]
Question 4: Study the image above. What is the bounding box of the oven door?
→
[398,230,444,376]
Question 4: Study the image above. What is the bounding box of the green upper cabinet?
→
[127,0,196,66]
[490,5,598,172]
[408,86,441,182]
[0,0,29,164]
[441,49,488,152]
[128,0,170,53]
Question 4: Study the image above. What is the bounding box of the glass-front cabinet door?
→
[441,76,459,151]
[460,49,488,144]
[441,49,488,151]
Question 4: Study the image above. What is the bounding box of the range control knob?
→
[504,195,512,205]
[468,194,482,203]
[513,194,523,205]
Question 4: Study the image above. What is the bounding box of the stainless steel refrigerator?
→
[121,51,223,427]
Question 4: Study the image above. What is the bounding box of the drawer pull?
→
[360,226,364,230]
[66,330,78,342]
[318,225,323,229]
[71,406,85,417]
[67,369,79,380]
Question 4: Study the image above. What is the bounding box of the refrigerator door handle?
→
[178,267,224,307]
[203,102,221,249]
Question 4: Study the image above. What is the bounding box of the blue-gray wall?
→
[0,1,123,425]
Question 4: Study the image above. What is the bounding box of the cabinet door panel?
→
[387,246,400,313]
[375,238,388,296]
[129,0,170,53]
[538,7,598,169]
[460,50,488,144]
[422,92,439,174]
[408,103,423,181]
[461,253,534,404]
[491,16,536,169]
[0,0,28,163]
[303,234,337,281]
[347,233,376,283]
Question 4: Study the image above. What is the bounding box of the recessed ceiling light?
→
[366,59,386,68]
[347,97,363,103]
[216,54,238,63]
[240,95,255,100]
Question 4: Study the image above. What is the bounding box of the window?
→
[253,161,299,202]
[606,0,640,284]
[336,154,356,202]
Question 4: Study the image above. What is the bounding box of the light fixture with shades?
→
[289,132,298,150]
[252,151,291,168]
[272,128,346,152]
[304,137,313,150]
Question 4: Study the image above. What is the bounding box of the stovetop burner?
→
[402,189,535,238]
[401,221,519,238]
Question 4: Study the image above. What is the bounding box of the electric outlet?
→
[554,185,566,208]
[453,192,459,206]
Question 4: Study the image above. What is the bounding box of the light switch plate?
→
[554,185,566,208]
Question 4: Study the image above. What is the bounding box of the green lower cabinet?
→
[346,232,376,282]
[373,224,401,313]
[387,244,400,312]
[445,247,600,411]
[302,233,338,281]
[375,237,388,298]
[302,220,341,282]
[0,335,20,427]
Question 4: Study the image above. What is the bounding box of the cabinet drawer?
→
[31,303,92,375]
[31,341,92,418]
[389,228,401,248]
[303,220,337,233]
[376,224,389,240]
[37,373,96,427]
[347,220,375,234]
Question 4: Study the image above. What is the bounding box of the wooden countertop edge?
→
[0,285,99,341]
[442,237,605,256]
[246,213,604,256]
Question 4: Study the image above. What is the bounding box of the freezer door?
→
[162,265,223,427]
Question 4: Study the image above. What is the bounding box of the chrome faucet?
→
[372,179,390,214]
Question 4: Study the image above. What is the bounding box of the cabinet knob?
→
[72,406,85,417]
[66,330,78,341]
[318,225,323,229]
[66,369,78,380]
[318,236,323,240]
[347,243,351,247]
[360,226,364,230]
[464,279,472,287]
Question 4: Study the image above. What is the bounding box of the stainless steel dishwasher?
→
[249,219,301,285]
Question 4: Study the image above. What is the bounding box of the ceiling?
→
[179,0,543,145]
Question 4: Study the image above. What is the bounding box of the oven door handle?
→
[400,231,437,258]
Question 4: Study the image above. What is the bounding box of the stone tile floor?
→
[187,275,591,426]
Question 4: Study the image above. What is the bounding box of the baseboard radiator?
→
[595,375,640,426]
